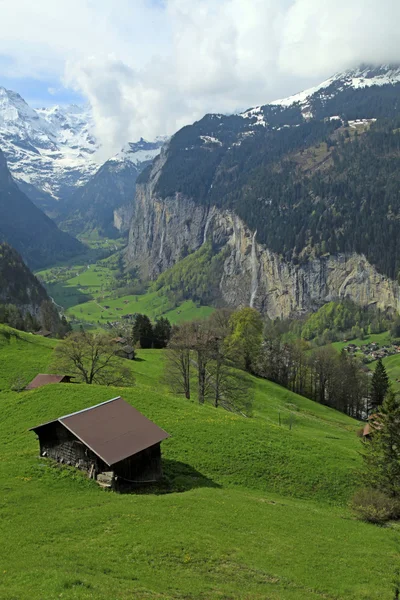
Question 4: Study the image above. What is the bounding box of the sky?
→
[0,0,400,155]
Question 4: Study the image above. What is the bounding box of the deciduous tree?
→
[52,331,134,386]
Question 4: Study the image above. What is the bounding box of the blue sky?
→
[1,75,84,107]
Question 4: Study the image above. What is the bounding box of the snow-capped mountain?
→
[0,88,100,201]
[0,88,165,209]
[109,137,166,167]
[242,64,400,124]
[57,137,166,237]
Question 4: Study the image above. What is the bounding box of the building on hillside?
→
[362,413,382,439]
[115,344,135,360]
[25,374,73,390]
[112,337,135,360]
[30,396,169,489]
[35,329,51,338]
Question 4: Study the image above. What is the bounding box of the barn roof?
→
[30,397,169,466]
[25,374,71,390]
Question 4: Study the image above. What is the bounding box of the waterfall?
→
[159,208,166,259]
[250,230,258,308]
[203,207,215,244]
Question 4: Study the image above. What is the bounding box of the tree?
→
[52,331,135,386]
[153,317,172,349]
[165,322,193,399]
[363,389,400,497]
[226,307,263,372]
[132,314,154,349]
[371,359,390,411]
[206,334,253,416]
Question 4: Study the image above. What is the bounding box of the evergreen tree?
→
[371,359,390,410]
[153,317,172,349]
[363,389,400,497]
[132,314,154,349]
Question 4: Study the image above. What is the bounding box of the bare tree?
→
[165,322,193,399]
[51,331,135,386]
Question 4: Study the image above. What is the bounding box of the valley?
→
[36,243,215,328]
[2,59,400,600]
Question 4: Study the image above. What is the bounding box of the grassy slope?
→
[38,260,214,326]
[0,330,398,599]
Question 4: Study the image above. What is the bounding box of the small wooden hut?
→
[30,397,169,489]
[25,374,73,390]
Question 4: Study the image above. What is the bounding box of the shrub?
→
[351,488,400,524]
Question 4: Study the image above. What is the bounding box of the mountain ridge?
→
[127,64,400,318]
[0,147,83,269]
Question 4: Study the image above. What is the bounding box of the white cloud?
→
[0,0,400,156]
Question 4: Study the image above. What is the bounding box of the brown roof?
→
[35,330,52,337]
[30,397,169,466]
[362,413,382,437]
[25,374,71,390]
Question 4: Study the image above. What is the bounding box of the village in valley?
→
[343,340,400,362]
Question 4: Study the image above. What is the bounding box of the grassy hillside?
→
[37,254,214,328]
[0,328,398,599]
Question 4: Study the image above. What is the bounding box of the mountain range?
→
[0,87,165,235]
[2,64,400,318]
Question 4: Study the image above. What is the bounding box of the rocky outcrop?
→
[127,155,400,318]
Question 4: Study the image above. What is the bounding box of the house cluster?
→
[343,341,400,362]
[112,336,135,360]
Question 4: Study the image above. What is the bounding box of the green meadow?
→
[37,256,214,327]
[0,325,399,599]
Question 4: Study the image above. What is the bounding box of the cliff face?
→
[0,242,49,315]
[127,154,400,318]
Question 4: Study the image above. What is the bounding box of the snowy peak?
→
[240,64,400,127]
[0,85,166,205]
[271,63,400,108]
[109,137,165,166]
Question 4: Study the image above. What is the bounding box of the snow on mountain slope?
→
[0,88,166,206]
[271,64,400,108]
[0,88,101,200]
[109,137,166,167]
[241,64,400,124]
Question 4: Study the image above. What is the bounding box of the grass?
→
[38,254,214,327]
[1,328,400,598]
[0,325,56,391]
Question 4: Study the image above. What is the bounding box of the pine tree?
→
[153,317,172,349]
[363,389,400,497]
[132,314,154,349]
[370,359,390,410]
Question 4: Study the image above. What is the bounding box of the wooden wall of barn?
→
[35,422,107,474]
[113,443,162,483]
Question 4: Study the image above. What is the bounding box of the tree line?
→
[166,306,387,419]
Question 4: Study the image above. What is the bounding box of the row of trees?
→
[167,307,390,419]
[165,309,254,415]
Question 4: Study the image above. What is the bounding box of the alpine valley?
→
[3,65,400,319]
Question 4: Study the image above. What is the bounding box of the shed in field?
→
[30,397,169,489]
[25,374,73,390]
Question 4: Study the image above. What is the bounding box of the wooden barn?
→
[25,374,73,390]
[30,397,169,489]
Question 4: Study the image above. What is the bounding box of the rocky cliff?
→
[127,152,400,319]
